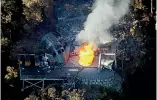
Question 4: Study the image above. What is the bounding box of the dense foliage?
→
[1,0,24,42]
[1,0,53,100]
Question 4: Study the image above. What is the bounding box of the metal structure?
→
[18,53,66,91]
[18,47,120,91]
[40,33,65,64]
[18,54,44,91]
[21,80,44,91]
[18,0,122,91]
[98,53,117,72]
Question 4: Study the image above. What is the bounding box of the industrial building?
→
[18,0,122,91]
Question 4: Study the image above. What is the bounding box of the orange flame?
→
[78,42,95,66]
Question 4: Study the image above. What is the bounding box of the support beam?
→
[98,53,102,73]
[114,54,117,68]
[151,0,153,14]
[42,80,44,89]
[21,80,44,91]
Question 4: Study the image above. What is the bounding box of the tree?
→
[1,0,24,42]
[4,66,18,87]
[98,86,122,100]
[1,37,10,47]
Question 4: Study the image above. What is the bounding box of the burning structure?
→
[78,42,95,66]
[18,0,129,91]
[18,33,121,91]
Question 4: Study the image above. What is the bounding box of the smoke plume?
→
[76,0,130,45]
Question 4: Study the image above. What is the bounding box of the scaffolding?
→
[21,80,44,91]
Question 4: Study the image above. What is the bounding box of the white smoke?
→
[76,0,130,45]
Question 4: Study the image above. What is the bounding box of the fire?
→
[78,42,95,66]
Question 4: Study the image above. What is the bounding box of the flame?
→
[78,42,95,66]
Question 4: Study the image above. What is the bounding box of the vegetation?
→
[24,87,86,100]
[1,37,10,47]
[121,0,156,100]
[23,85,123,100]
[1,0,54,99]
[23,0,43,26]
[1,0,24,42]
[4,66,18,87]
[116,0,156,79]
[1,0,51,43]
[98,86,122,100]
[24,95,38,100]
